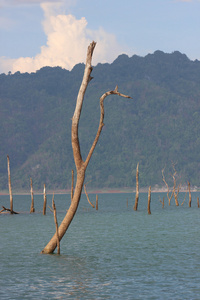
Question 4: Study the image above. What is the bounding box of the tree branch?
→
[84,86,132,168]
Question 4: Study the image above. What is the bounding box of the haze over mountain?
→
[1,50,200,191]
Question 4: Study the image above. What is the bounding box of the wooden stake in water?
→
[43,184,47,215]
[197,197,199,208]
[148,186,151,215]
[30,178,35,213]
[52,194,60,254]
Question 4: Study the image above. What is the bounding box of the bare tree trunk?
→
[41,41,131,254]
[172,164,180,206]
[7,155,13,214]
[181,186,188,206]
[96,194,98,210]
[159,196,164,208]
[162,168,173,205]
[134,163,139,211]
[52,194,60,254]
[43,184,47,215]
[30,178,35,213]
[147,186,151,215]
[188,181,192,207]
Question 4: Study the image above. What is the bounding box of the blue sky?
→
[0,0,200,74]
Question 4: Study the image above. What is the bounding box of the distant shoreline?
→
[0,186,199,195]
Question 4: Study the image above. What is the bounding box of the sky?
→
[0,0,200,74]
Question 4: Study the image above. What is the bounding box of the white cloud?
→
[0,2,123,73]
[0,0,59,5]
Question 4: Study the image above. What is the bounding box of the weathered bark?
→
[96,194,98,210]
[188,181,192,207]
[84,182,95,208]
[71,169,74,202]
[147,186,151,215]
[7,155,13,214]
[52,194,60,254]
[43,184,47,215]
[134,163,139,211]
[30,178,35,213]
[41,41,131,254]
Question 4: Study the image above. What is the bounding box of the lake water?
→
[0,192,200,299]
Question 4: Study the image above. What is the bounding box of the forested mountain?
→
[1,50,200,191]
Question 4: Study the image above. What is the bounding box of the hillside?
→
[1,50,200,191]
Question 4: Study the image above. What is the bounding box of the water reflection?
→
[36,254,111,299]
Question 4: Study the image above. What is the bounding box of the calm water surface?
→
[0,192,200,299]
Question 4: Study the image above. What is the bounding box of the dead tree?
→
[172,164,180,206]
[181,186,188,206]
[188,181,192,207]
[43,184,47,215]
[52,194,60,254]
[41,41,131,254]
[1,155,19,214]
[134,163,139,211]
[162,168,173,205]
[147,186,151,214]
[7,155,13,213]
[159,196,165,208]
[96,194,98,210]
[84,181,95,208]
[30,178,35,213]
[0,206,18,214]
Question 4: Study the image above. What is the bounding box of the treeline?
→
[1,50,200,191]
